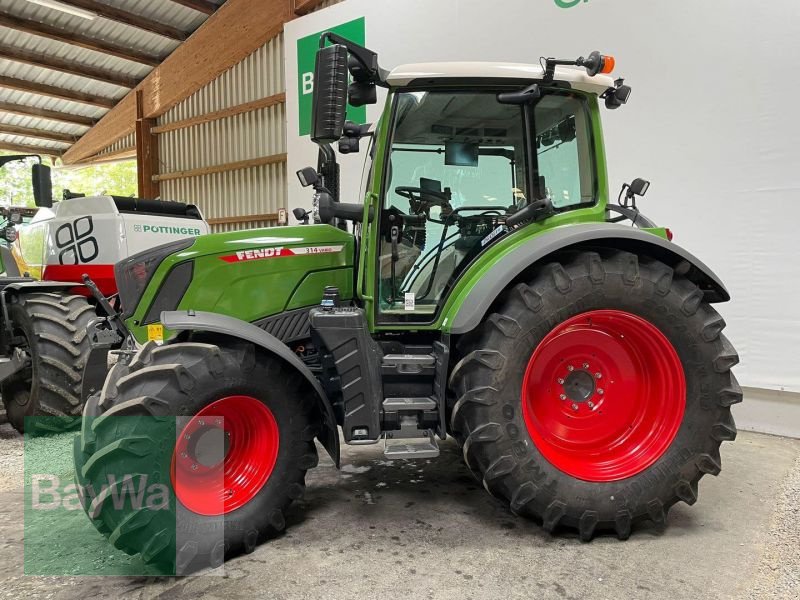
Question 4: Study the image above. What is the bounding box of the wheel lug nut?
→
[560,394,567,400]
[582,362,589,369]
[215,418,222,426]
[595,372,602,379]
[191,464,198,470]
[567,365,574,372]
[180,452,187,458]
[598,388,604,395]
[557,378,564,385]
[587,401,595,409]
[198,419,205,426]
[571,403,579,411]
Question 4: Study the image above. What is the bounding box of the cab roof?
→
[386,62,615,95]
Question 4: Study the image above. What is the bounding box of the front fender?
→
[161,309,340,467]
[448,223,729,335]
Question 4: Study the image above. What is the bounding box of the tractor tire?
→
[73,341,319,573]
[2,293,95,434]
[449,250,741,540]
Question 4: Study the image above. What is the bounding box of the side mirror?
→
[32,163,53,208]
[311,44,349,145]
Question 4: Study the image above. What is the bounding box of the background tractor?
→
[74,39,740,572]
[0,154,210,433]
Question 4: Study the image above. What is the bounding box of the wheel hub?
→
[562,368,596,403]
[521,310,686,482]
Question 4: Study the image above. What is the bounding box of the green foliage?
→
[0,152,138,207]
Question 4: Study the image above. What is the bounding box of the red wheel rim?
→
[172,395,279,516]
[521,310,685,482]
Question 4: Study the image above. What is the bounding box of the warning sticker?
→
[147,323,164,343]
[219,245,344,263]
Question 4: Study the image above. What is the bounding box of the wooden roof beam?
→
[170,1,219,16]
[53,1,188,41]
[0,141,63,156]
[0,43,140,88]
[0,12,162,67]
[0,101,95,127]
[0,123,77,143]
[0,75,115,108]
[294,0,326,16]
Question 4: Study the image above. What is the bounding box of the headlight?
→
[115,238,194,318]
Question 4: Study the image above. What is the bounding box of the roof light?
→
[582,51,615,77]
[26,0,97,20]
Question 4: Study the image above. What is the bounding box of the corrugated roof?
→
[0,0,226,158]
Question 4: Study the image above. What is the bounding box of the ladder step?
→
[383,397,437,411]
[382,354,435,367]
[384,433,440,460]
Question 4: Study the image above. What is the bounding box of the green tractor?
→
[74,39,740,571]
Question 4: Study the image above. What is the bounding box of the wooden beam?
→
[0,13,161,67]
[152,153,286,182]
[0,75,115,108]
[0,43,139,88]
[135,90,160,198]
[0,141,63,156]
[151,93,285,134]
[73,146,136,165]
[0,123,77,143]
[63,0,294,164]
[294,0,326,16]
[0,101,95,127]
[53,1,188,41]
[207,212,278,226]
[170,0,219,16]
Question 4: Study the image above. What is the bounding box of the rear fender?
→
[161,310,340,467]
[449,223,730,335]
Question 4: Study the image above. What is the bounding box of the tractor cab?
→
[299,38,638,331]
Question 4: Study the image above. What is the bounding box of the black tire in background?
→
[2,292,95,433]
[449,250,741,540]
[74,341,320,573]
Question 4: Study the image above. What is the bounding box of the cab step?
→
[384,428,440,460]
[382,397,437,411]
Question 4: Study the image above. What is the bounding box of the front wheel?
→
[73,341,319,573]
[449,250,741,540]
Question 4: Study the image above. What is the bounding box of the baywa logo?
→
[555,0,589,7]
[30,474,170,514]
[297,17,366,136]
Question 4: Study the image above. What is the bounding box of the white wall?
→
[285,0,800,396]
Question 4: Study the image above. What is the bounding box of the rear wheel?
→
[74,341,319,573]
[449,250,741,540]
[2,293,95,433]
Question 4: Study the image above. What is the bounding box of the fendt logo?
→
[296,17,366,136]
[555,0,589,8]
[55,216,98,265]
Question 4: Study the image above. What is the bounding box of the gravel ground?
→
[740,450,800,599]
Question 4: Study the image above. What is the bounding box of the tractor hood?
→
[123,224,356,344]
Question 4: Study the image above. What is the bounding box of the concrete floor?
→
[0,423,797,600]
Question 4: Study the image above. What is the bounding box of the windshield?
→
[377,89,595,321]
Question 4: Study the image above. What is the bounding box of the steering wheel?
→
[394,186,451,207]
